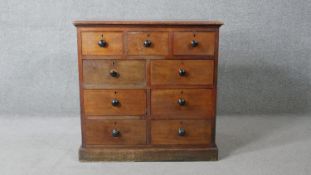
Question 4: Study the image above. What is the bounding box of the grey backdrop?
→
[0,0,310,117]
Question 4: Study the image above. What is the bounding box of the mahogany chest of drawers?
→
[74,20,223,161]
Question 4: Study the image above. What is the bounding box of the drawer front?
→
[81,32,123,55]
[83,60,146,88]
[173,32,216,55]
[85,119,146,145]
[150,60,214,85]
[84,90,146,116]
[151,120,211,145]
[151,89,214,119]
[127,32,169,55]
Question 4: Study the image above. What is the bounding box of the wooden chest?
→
[74,20,223,161]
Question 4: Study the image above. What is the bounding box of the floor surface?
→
[0,114,310,175]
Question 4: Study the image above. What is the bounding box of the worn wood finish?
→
[73,20,223,27]
[151,120,212,145]
[84,90,146,116]
[77,27,86,148]
[150,60,214,85]
[151,89,214,118]
[173,32,216,55]
[79,147,218,161]
[81,32,123,55]
[79,147,218,162]
[83,59,146,89]
[74,20,223,161]
[127,32,169,55]
[85,119,146,145]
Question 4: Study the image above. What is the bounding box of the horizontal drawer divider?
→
[81,56,217,60]
[150,85,215,89]
[84,144,216,148]
[82,87,147,90]
[82,86,215,90]
[86,116,145,120]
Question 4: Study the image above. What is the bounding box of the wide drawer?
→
[84,90,146,116]
[151,89,214,119]
[85,119,146,145]
[151,120,212,145]
[173,32,216,56]
[83,60,146,88]
[150,60,214,85]
[81,32,123,55]
[127,32,169,55]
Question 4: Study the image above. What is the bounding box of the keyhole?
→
[180,61,184,66]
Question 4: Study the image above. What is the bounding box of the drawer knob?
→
[178,128,186,136]
[178,68,186,76]
[98,39,107,47]
[191,40,199,47]
[112,129,120,137]
[143,40,152,47]
[178,98,186,106]
[111,99,120,106]
[110,70,118,77]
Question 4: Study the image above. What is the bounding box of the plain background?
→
[0,0,311,175]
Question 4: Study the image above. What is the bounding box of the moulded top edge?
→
[73,20,224,27]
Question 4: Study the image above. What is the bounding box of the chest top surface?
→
[73,20,223,26]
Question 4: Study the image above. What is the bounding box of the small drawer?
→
[150,60,214,85]
[151,120,212,145]
[85,119,146,145]
[81,32,123,55]
[127,32,169,55]
[84,90,146,116]
[151,89,214,119]
[173,32,216,56]
[83,60,146,88]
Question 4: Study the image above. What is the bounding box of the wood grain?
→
[127,32,169,55]
[151,89,214,119]
[73,20,224,26]
[85,119,146,145]
[81,32,123,55]
[151,120,212,145]
[83,59,146,88]
[79,147,218,161]
[74,20,223,161]
[84,90,146,116]
[173,32,216,55]
[150,60,214,86]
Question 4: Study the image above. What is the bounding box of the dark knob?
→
[178,98,186,106]
[111,99,119,106]
[110,70,118,77]
[112,129,120,137]
[144,40,152,47]
[98,39,107,47]
[191,40,199,47]
[178,128,186,136]
[178,68,186,76]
